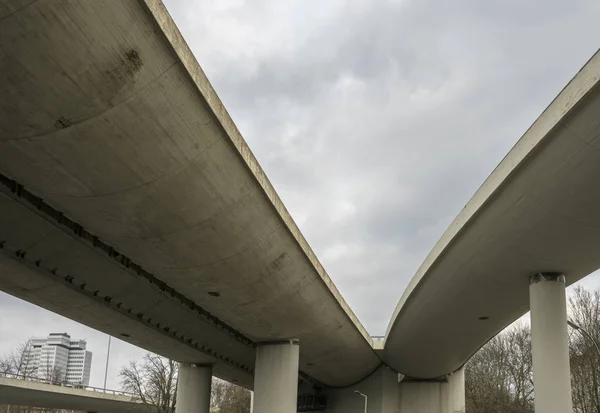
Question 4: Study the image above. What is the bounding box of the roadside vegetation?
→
[466,285,600,413]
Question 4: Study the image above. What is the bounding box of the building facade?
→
[26,333,92,386]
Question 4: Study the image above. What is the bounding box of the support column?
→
[398,368,464,413]
[529,272,573,413]
[252,339,299,413]
[175,364,212,413]
[446,368,465,413]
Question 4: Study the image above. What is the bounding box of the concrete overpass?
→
[383,48,600,378]
[0,0,599,412]
[0,375,149,413]
[0,0,377,390]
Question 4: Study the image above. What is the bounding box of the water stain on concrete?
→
[124,49,143,76]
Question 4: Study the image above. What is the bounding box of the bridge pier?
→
[529,273,573,413]
[398,368,464,413]
[252,339,299,413]
[175,363,212,413]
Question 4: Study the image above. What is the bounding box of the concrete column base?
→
[175,363,212,413]
[530,272,573,413]
[253,339,300,413]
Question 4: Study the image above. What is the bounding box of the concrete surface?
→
[0,376,151,413]
[530,274,572,413]
[323,366,399,413]
[0,366,463,413]
[384,48,600,378]
[253,341,300,413]
[175,364,212,413]
[0,0,377,387]
[398,370,465,413]
[321,365,465,413]
[1,0,600,391]
[0,220,254,388]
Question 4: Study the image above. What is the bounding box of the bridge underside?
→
[0,0,378,388]
[384,50,600,378]
[1,0,600,400]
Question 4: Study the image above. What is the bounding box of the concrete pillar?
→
[321,365,397,413]
[175,363,212,413]
[252,339,299,413]
[446,368,465,413]
[398,368,464,413]
[529,273,573,413]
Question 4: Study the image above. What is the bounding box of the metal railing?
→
[0,371,135,397]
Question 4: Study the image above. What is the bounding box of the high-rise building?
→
[25,333,92,386]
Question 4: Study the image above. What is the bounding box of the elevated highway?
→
[1,0,599,411]
[0,0,378,389]
[383,49,600,379]
[0,374,149,413]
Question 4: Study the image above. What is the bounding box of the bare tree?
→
[120,353,251,413]
[569,286,600,413]
[466,333,513,413]
[37,353,64,386]
[210,378,251,413]
[503,324,534,409]
[0,341,38,378]
[465,323,533,413]
[0,342,76,413]
[0,356,11,374]
[45,365,64,386]
[466,285,600,413]
[120,353,178,413]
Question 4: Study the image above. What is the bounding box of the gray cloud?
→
[163,0,600,333]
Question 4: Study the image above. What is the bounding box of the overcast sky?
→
[1,0,600,390]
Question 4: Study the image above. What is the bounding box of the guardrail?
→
[0,371,135,397]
